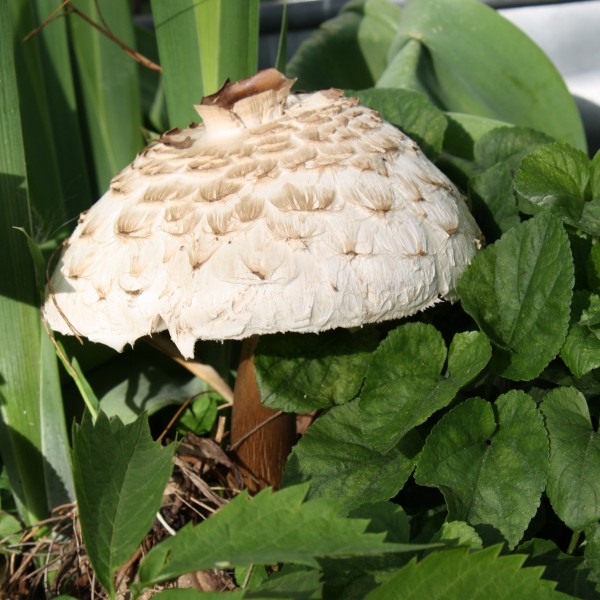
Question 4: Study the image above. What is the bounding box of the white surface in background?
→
[500,2,600,105]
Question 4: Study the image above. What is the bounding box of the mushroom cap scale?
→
[43,69,483,359]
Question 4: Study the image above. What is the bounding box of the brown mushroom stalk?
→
[43,68,483,492]
[230,337,296,491]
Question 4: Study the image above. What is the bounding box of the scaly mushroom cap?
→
[43,69,482,359]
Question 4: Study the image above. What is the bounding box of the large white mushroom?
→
[44,69,482,489]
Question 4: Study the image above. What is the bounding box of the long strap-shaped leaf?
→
[151,0,259,128]
[0,1,73,524]
[68,0,144,194]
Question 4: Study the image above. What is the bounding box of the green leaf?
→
[151,0,259,128]
[584,522,600,594]
[432,521,483,550]
[468,127,553,241]
[137,484,435,589]
[72,412,174,595]
[365,545,571,600]
[415,392,549,548]
[248,569,322,600]
[515,142,597,234]
[561,292,600,377]
[255,329,378,413]
[379,0,586,151]
[98,361,210,424]
[0,0,73,524]
[154,592,245,600]
[359,324,491,453]
[458,212,574,381]
[282,401,420,513]
[541,387,600,531]
[519,538,597,599]
[287,0,401,91]
[319,502,413,599]
[68,0,143,193]
[350,87,447,157]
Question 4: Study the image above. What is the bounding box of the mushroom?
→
[43,69,483,490]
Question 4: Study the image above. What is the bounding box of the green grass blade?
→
[9,0,66,235]
[151,0,259,128]
[275,1,288,73]
[0,1,73,523]
[68,0,144,194]
[196,0,259,93]
[31,0,94,220]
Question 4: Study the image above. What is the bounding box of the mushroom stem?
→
[230,336,296,491]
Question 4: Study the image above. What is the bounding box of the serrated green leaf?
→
[154,592,245,600]
[468,127,553,241]
[378,0,586,151]
[584,522,600,594]
[432,521,482,550]
[365,545,571,600]
[282,401,420,512]
[287,0,401,91]
[255,329,378,413]
[72,412,174,594]
[350,87,447,157]
[519,538,597,599]
[137,484,435,589]
[415,392,549,547]
[514,142,597,234]
[446,331,492,389]
[541,387,600,531]
[561,292,600,377]
[359,324,491,453]
[248,569,322,600]
[458,212,574,381]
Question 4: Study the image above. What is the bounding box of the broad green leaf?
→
[379,0,586,151]
[584,522,600,594]
[0,1,73,523]
[154,593,245,600]
[72,412,174,595]
[365,545,571,600]
[359,324,491,453]
[415,392,549,548]
[515,142,598,234]
[176,393,219,436]
[349,87,447,157]
[98,362,210,424]
[431,521,482,550]
[458,212,574,381]
[519,538,597,599]
[151,0,259,128]
[320,502,413,600]
[137,484,435,589]
[68,0,143,193]
[468,127,553,240]
[541,387,600,531]
[248,569,322,600]
[287,0,401,91]
[255,329,378,413]
[561,292,600,377]
[282,401,420,512]
[443,113,513,160]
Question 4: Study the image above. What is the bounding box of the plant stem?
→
[567,530,581,555]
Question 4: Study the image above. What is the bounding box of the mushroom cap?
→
[43,69,482,359]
